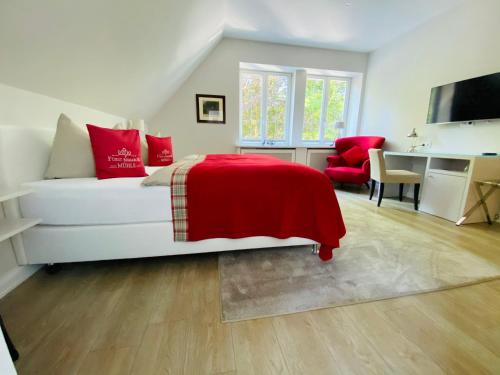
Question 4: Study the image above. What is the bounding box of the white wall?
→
[0,83,125,297]
[0,0,224,119]
[149,38,368,158]
[360,0,500,153]
[0,83,124,129]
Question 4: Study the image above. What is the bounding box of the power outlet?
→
[419,139,432,149]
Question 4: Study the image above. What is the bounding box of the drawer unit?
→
[420,171,467,221]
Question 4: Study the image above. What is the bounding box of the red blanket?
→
[171,154,346,261]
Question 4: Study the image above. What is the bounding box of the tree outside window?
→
[303,76,349,144]
[240,71,291,144]
[240,70,350,146]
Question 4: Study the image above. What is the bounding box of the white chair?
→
[368,149,423,210]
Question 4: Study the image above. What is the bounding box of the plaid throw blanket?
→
[170,155,206,241]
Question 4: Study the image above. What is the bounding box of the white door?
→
[420,171,466,221]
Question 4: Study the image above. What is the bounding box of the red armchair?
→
[325,136,385,186]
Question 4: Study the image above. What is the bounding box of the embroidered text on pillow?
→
[146,134,174,166]
[156,149,173,163]
[108,148,142,169]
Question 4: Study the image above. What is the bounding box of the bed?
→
[0,126,345,266]
[20,170,170,225]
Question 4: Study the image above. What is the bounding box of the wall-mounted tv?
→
[426,72,500,124]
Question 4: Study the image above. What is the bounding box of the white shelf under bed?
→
[0,188,34,203]
[0,218,41,243]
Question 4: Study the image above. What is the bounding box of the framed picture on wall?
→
[196,94,226,124]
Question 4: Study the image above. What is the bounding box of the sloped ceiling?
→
[0,0,225,119]
[0,0,462,119]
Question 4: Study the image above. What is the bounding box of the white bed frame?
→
[0,126,315,265]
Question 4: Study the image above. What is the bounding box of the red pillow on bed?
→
[86,124,147,179]
[146,134,174,166]
[341,146,366,167]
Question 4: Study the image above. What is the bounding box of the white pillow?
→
[44,114,96,178]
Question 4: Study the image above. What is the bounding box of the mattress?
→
[20,167,171,225]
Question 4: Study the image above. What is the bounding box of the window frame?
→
[239,69,293,145]
[302,74,351,146]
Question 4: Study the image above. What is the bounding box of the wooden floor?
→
[1,191,500,375]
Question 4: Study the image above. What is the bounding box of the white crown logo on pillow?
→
[117,148,132,157]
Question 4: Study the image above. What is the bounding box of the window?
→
[239,66,355,147]
[240,70,292,144]
[302,76,350,144]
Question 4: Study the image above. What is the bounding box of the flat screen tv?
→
[426,72,500,124]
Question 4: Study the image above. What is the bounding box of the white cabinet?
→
[306,149,333,171]
[236,146,335,171]
[385,152,500,224]
[239,148,296,162]
[420,171,467,221]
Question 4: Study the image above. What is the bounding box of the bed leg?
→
[45,263,61,275]
[311,244,319,255]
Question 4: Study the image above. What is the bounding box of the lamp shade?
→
[333,121,345,129]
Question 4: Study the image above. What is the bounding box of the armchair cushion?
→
[324,166,367,184]
[361,159,371,175]
[341,145,366,167]
[326,155,344,168]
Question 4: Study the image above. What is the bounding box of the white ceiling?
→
[0,0,463,119]
[225,0,464,52]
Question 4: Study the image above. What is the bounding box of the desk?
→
[384,152,500,224]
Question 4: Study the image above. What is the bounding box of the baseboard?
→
[0,265,41,299]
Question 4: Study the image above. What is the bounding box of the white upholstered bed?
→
[0,126,314,266]
[20,171,170,225]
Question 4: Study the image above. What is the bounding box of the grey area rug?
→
[219,201,500,322]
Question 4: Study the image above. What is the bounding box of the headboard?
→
[0,126,55,188]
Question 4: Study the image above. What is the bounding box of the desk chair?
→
[368,149,423,210]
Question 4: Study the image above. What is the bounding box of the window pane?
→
[324,80,347,142]
[303,78,324,141]
[241,73,262,140]
[266,75,288,141]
